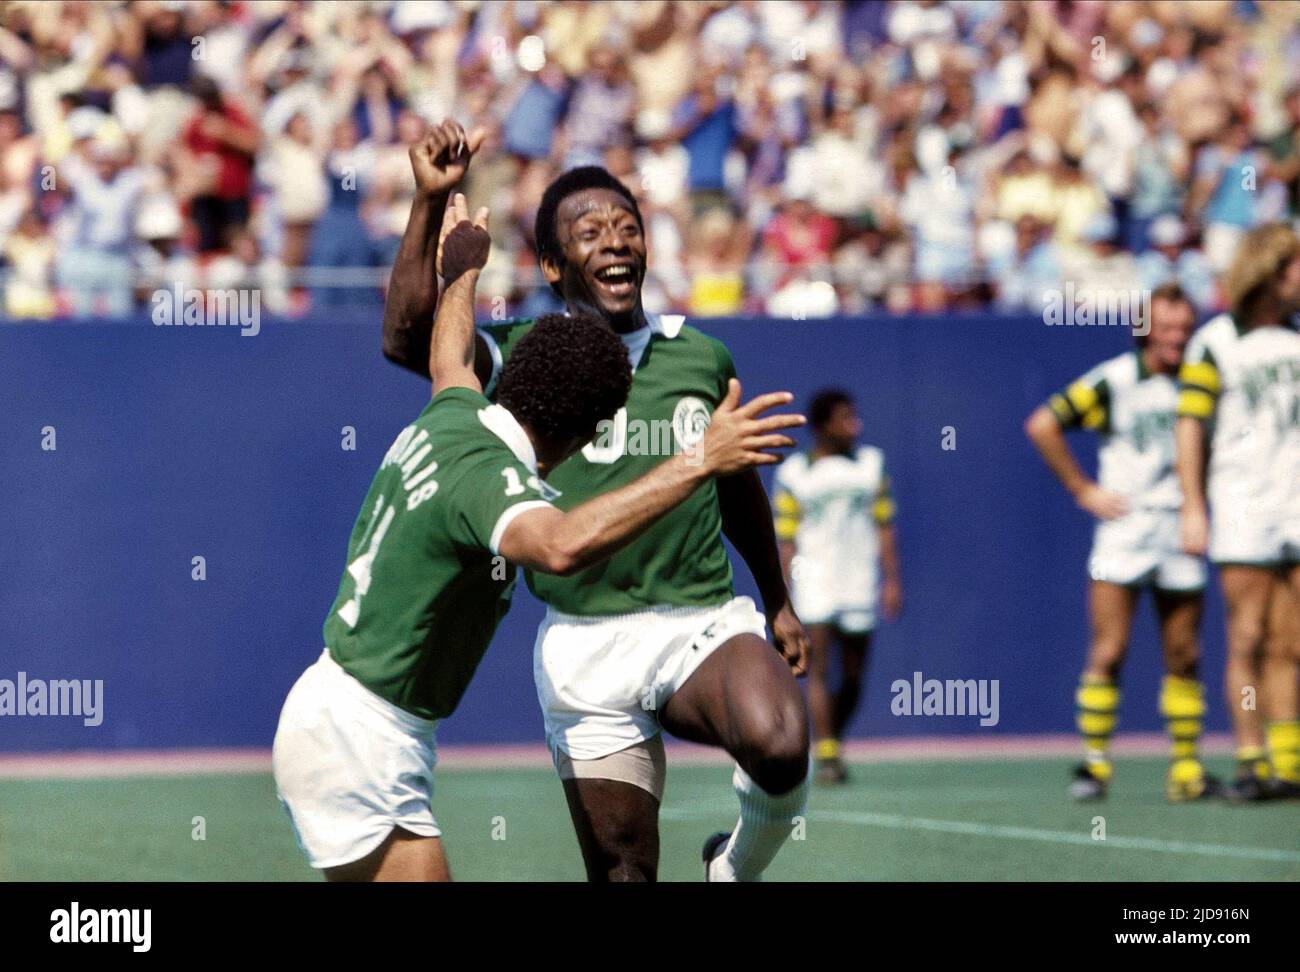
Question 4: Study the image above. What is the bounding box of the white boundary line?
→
[0,733,1235,781]
[805,810,1300,865]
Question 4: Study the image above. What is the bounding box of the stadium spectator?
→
[56,132,146,317]
[181,76,257,255]
[0,0,1297,320]
[1136,216,1217,314]
[988,214,1062,312]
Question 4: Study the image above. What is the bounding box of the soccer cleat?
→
[1263,778,1300,801]
[1225,774,1271,803]
[1224,760,1274,803]
[702,831,730,882]
[814,756,848,785]
[1068,762,1109,801]
[1165,761,1222,803]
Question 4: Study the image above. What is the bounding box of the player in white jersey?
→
[1176,223,1300,801]
[773,390,902,784]
[1026,284,1215,802]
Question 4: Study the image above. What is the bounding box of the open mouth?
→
[591,263,638,300]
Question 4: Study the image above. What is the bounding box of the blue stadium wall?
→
[0,311,1227,752]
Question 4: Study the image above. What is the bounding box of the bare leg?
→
[661,633,809,881]
[559,777,659,882]
[831,631,871,739]
[1219,566,1274,752]
[804,623,836,746]
[1263,573,1300,786]
[1083,581,1139,682]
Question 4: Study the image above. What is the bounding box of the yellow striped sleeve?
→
[773,490,801,540]
[1177,355,1220,420]
[1048,378,1106,430]
[873,474,896,525]
[1179,360,1220,396]
[1177,388,1216,419]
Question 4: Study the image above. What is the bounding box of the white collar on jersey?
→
[566,312,683,338]
[623,314,684,371]
[648,313,685,338]
[477,404,539,474]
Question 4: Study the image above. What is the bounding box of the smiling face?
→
[1145,295,1195,373]
[541,188,647,326]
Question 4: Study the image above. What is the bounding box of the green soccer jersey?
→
[479,313,736,616]
[323,386,555,720]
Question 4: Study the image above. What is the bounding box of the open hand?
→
[694,379,804,476]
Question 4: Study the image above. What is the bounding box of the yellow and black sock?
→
[814,738,841,763]
[1159,675,1205,783]
[1235,745,1271,781]
[1266,720,1300,784]
[1076,676,1119,781]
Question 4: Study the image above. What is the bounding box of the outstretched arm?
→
[382,120,485,376]
[430,196,491,395]
[502,382,804,579]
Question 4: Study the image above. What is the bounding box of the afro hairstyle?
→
[496,313,633,452]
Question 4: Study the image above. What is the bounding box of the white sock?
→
[708,764,808,882]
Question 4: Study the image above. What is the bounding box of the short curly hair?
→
[496,313,632,450]
[535,166,643,297]
[809,388,853,431]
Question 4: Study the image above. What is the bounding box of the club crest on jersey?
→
[672,396,711,451]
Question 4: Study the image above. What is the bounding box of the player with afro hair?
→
[496,313,633,454]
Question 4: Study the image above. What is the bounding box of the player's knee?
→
[739,701,809,795]
[595,848,654,882]
[1227,616,1267,655]
[1163,639,1199,678]
[1085,649,1124,682]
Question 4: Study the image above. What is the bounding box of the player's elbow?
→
[380,323,408,365]
[1023,408,1053,443]
[539,544,583,577]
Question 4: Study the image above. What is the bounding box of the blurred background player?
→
[1176,223,1300,802]
[1025,284,1214,802]
[774,389,902,785]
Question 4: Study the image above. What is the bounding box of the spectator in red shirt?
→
[761,192,839,288]
[182,76,259,254]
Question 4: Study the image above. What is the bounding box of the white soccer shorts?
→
[789,555,877,633]
[1088,508,1206,591]
[272,649,441,869]
[534,595,768,763]
[1209,506,1300,567]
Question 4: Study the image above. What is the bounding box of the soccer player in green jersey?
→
[273,196,805,881]
[381,121,814,881]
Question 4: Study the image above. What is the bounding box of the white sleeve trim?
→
[478,328,504,398]
[489,500,553,556]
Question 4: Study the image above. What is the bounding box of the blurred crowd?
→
[1,0,1300,320]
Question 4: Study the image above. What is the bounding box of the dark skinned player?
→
[380,120,811,881]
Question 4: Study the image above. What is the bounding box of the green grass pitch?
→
[2,755,1297,881]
